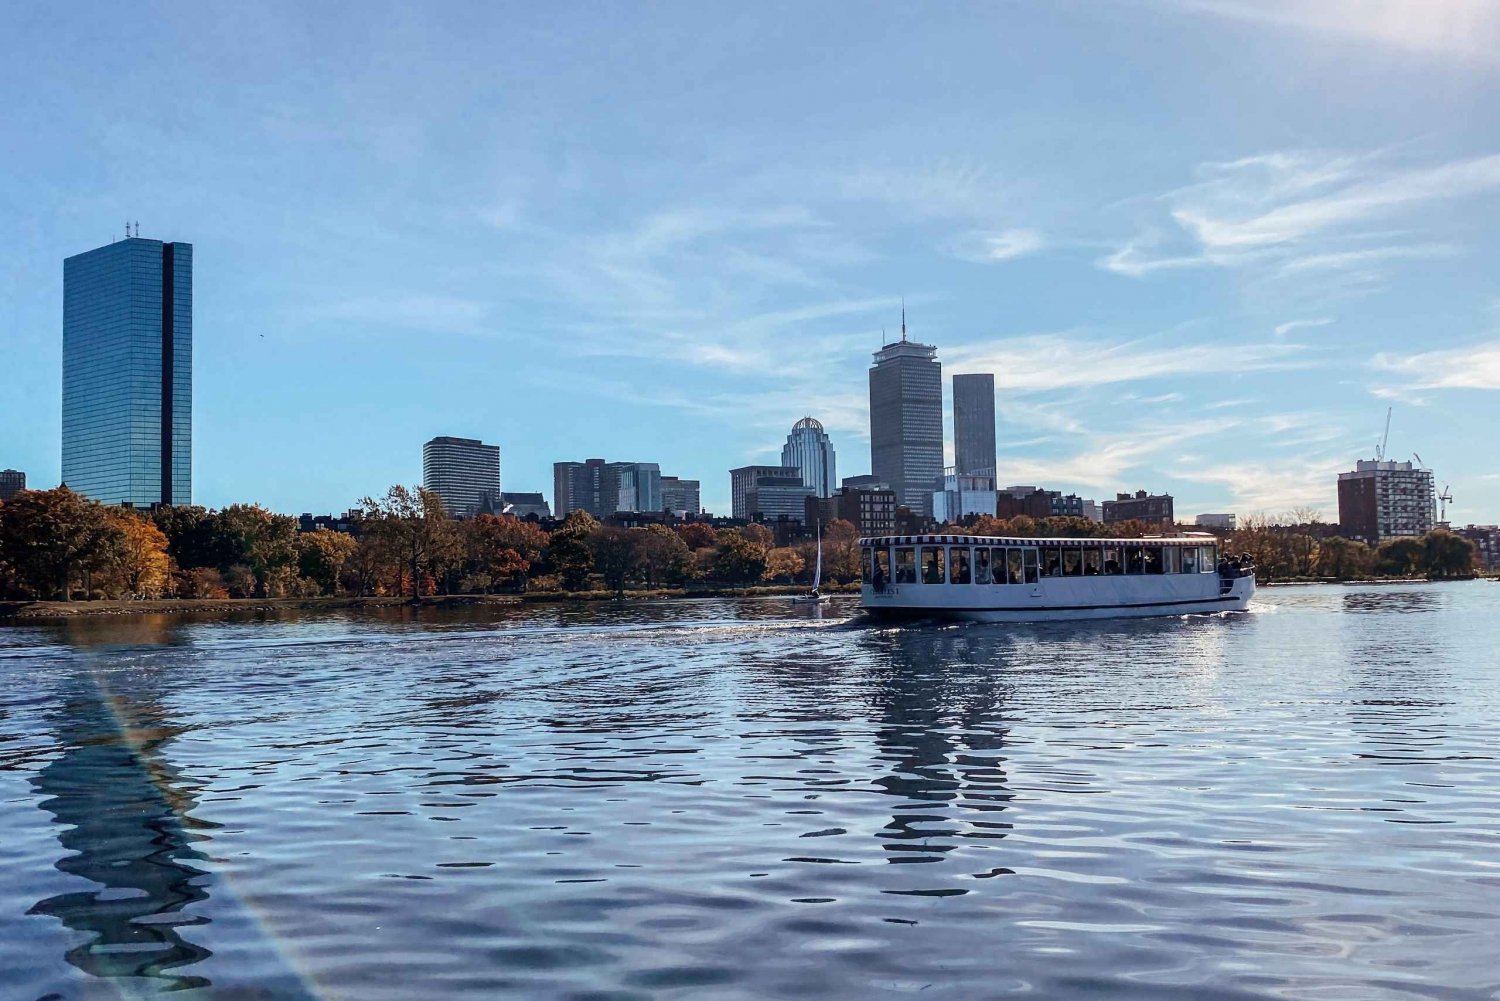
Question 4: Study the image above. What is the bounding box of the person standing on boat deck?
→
[872,561,886,592]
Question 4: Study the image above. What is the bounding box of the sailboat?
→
[791,522,831,605]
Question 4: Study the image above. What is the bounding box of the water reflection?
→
[1342,588,1438,614]
[869,630,1013,876]
[28,671,215,990]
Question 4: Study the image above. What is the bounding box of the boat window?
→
[1008,548,1025,584]
[1042,547,1063,577]
[894,547,917,583]
[921,546,945,584]
[1124,545,1144,574]
[869,547,890,586]
[991,548,1009,583]
[1200,545,1216,571]
[1164,546,1181,574]
[1083,548,1102,576]
[974,548,993,584]
[1144,546,1165,574]
[950,547,971,584]
[1063,548,1083,576]
[1023,548,1040,583]
[1181,546,1199,574]
[1102,547,1122,575]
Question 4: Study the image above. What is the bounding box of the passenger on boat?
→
[872,564,886,592]
[1104,559,1121,575]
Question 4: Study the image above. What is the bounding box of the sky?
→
[2,0,1499,521]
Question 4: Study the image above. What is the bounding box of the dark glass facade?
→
[62,238,192,506]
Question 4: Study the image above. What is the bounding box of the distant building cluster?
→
[19,234,1491,549]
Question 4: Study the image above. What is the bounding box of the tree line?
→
[2,488,1479,602]
[0,485,865,601]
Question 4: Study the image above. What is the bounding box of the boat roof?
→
[858,533,1217,547]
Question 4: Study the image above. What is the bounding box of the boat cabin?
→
[860,534,1220,590]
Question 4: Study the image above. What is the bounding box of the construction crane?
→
[1439,484,1453,524]
[1375,406,1392,461]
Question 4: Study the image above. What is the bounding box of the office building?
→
[731,464,814,523]
[869,332,943,518]
[813,483,898,537]
[62,236,192,506]
[423,436,501,518]
[1196,513,1237,531]
[1337,459,1435,545]
[932,470,998,524]
[0,469,24,502]
[952,373,996,478]
[554,459,664,517]
[501,492,551,520]
[661,476,701,517]
[1103,490,1175,527]
[841,474,887,490]
[780,417,838,497]
[997,485,1055,520]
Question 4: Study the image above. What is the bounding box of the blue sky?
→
[3,1,1498,521]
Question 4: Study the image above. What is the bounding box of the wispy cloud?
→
[1370,340,1500,392]
[954,228,1044,263]
[1274,317,1334,337]
[1102,151,1500,284]
[322,294,492,334]
[1162,0,1500,61]
[945,333,1314,391]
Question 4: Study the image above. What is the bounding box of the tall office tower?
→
[952,373,996,478]
[1337,459,1436,545]
[869,328,943,519]
[780,417,838,497]
[63,236,192,506]
[609,461,662,514]
[422,436,501,517]
[0,469,24,502]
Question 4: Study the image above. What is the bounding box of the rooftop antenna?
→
[1375,406,1392,461]
[133,221,140,238]
[901,297,907,342]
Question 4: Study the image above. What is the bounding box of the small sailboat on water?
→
[792,521,830,605]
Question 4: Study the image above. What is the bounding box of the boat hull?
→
[861,575,1255,624]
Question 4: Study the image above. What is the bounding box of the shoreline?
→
[0,585,856,622]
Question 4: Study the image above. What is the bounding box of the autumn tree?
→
[297,529,359,595]
[466,514,549,592]
[762,546,805,583]
[357,486,458,600]
[0,487,119,600]
[102,510,173,599]
[676,522,719,550]
[713,529,769,584]
[741,523,774,547]
[636,524,693,586]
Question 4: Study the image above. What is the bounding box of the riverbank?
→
[0,584,854,621]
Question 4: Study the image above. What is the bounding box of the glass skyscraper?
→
[781,417,837,497]
[62,237,192,507]
[869,337,943,519]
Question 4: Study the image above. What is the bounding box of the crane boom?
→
[1377,407,1392,461]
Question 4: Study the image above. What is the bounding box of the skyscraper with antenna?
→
[868,308,942,519]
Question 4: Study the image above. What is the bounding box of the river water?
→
[0,584,1496,1000]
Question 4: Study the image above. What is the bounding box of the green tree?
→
[152,505,240,570]
[1422,530,1477,579]
[1314,536,1375,581]
[218,504,300,597]
[547,510,599,591]
[1375,537,1425,577]
[591,527,638,597]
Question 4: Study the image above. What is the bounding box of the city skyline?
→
[2,5,1498,520]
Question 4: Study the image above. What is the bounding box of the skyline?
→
[3,3,1499,519]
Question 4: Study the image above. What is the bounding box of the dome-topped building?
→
[782,416,837,497]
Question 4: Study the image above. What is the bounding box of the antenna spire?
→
[901,297,907,342]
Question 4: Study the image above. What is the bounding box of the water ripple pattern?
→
[1,585,1497,999]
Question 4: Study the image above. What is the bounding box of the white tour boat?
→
[859,533,1254,622]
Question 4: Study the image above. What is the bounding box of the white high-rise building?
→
[780,417,838,497]
[423,436,501,517]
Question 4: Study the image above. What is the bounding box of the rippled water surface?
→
[2,584,1498,1000]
